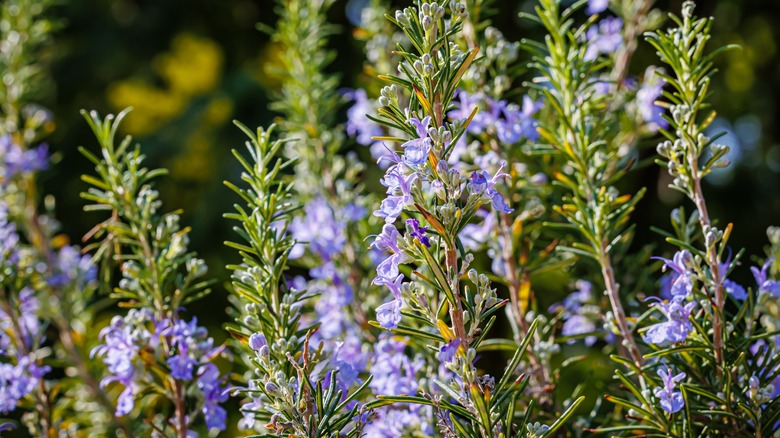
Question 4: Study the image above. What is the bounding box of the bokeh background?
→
[31,0,780,430]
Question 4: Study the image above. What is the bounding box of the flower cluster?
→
[92,309,229,430]
[549,281,612,346]
[0,135,48,182]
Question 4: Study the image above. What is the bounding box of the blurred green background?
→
[36,0,779,410]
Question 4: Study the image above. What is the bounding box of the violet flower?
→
[636,69,668,132]
[587,0,609,15]
[643,298,697,346]
[402,117,432,166]
[406,218,430,247]
[438,339,461,364]
[654,250,694,299]
[751,259,780,298]
[469,164,513,213]
[654,365,686,414]
[584,17,623,61]
[495,96,542,144]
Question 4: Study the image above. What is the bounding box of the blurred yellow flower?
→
[107,34,224,136]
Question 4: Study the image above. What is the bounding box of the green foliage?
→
[80,109,213,315]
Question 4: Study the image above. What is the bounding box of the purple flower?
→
[562,315,598,346]
[344,89,383,146]
[0,355,49,414]
[168,353,197,380]
[311,271,355,340]
[369,336,422,395]
[363,405,432,438]
[550,281,605,346]
[289,197,346,260]
[343,202,368,221]
[249,333,268,351]
[724,279,747,301]
[48,245,97,287]
[0,287,40,351]
[460,210,496,251]
[643,298,696,346]
[584,17,623,61]
[0,202,19,261]
[373,274,404,301]
[372,224,409,282]
[375,171,418,223]
[375,196,406,223]
[406,219,430,247]
[636,69,668,132]
[0,136,48,179]
[320,338,368,397]
[751,259,780,298]
[239,381,263,429]
[92,315,140,388]
[116,386,135,416]
[587,0,609,15]
[372,224,402,254]
[438,339,461,364]
[402,117,433,166]
[654,366,686,413]
[495,96,541,144]
[93,310,228,423]
[655,250,694,298]
[376,299,402,330]
[198,363,229,431]
[449,90,499,134]
[469,164,513,213]
[376,253,403,280]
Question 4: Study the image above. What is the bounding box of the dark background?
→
[31,0,780,430]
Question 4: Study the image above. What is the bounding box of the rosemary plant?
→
[224,123,373,436]
[1,1,123,434]
[80,110,229,437]
[367,1,584,436]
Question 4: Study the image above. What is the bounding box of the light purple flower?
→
[372,224,402,254]
[724,279,747,300]
[584,17,623,61]
[344,89,383,146]
[48,245,97,288]
[114,386,135,416]
[376,299,402,330]
[438,339,461,364]
[0,202,19,261]
[751,259,780,298]
[636,70,668,132]
[587,0,609,15]
[375,171,418,223]
[469,164,513,213]
[168,353,197,380]
[0,355,49,414]
[643,298,696,346]
[654,366,686,413]
[369,336,422,395]
[198,363,229,431]
[449,90,499,134]
[654,250,694,298]
[402,117,433,166]
[289,197,346,260]
[495,96,542,144]
[249,333,268,351]
[0,136,48,179]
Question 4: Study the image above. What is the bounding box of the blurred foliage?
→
[23,0,780,432]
